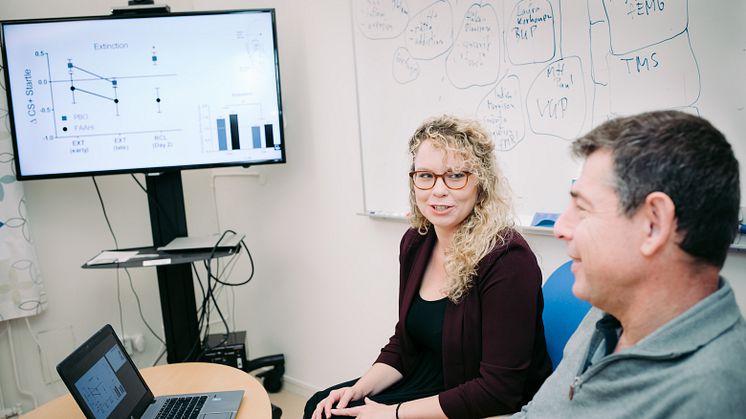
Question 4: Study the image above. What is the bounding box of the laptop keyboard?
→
[154,395,208,419]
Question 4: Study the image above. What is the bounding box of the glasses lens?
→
[412,171,434,189]
[411,171,469,190]
[444,172,468,189]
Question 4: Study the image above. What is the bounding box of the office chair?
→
[245,354,285,392]
[245,354,285,419]
[542,261,592,369]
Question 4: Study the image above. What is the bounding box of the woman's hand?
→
[311,386,365,419]
[331,397,396,418]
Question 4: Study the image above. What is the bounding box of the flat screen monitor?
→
[0,9,285,180]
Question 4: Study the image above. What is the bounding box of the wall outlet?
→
[122,333,145,354]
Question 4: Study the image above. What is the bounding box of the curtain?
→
[0,137,46,320]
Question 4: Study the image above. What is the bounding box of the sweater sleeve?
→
[439,236,545,417]
[374,229,420,375]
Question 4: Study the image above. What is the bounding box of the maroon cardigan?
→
[375,228,552,418]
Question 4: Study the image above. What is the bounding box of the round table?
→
[21,362,271,419]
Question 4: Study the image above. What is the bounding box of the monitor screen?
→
[1,9,285,180]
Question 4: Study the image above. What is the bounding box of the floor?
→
[268,388,306,418]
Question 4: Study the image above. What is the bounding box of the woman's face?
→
[412,140,479,238]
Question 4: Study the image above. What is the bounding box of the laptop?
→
[157,232,244,252]
[57,324,244,419]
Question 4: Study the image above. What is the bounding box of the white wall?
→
[1,0,745,414]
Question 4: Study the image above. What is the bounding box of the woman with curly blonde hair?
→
[306,116,551,419]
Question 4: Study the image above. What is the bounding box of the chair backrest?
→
[542,261,592,370]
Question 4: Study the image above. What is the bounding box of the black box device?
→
[201,331,248,370]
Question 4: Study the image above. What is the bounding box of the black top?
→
[407,293,448,353]
[389,293,448,398]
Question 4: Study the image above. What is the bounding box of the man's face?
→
[553,150,646,312]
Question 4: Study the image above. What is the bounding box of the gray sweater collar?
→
[623,278,741,356]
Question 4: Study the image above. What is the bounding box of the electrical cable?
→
[94,176,125,337]
[92,177,119,250]
[2,110,9,134]
[0,63,6,92]
[0,322,7,410]
[22,317,48,408]
[183,264,209,362]
[192,264,208,319]
[186,268,214,361]
[22,316,47,398]
[209,174,237,332]
[0,372,5,411]
[203,274,212,345]
[151,343,166,367]
[204,250,241,327]
[216,249,241,283]
[123,268,165,345]
[22,317,42,349]
[130,172,216,358]
[181,247,243,363]
[206,239,255,287]
[94,176,126,337]
[116,269,124,337]
[195,278,230,360]
[213,252,241,332]
[1,57,9,130]
[6,321,39,408]
[128,175,255,363]
[186,238,236,362]
[191,234,245,361]
[93,176,165,347]
[195,257,236,336]
[207,279,229,335]
[231,287,237,331]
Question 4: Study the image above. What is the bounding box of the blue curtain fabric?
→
[0,137,46,320]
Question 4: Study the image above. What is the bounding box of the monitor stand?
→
[145,170,199,363]
[111,0,170,15]
[143,172,287,395]
[108,0,193,365]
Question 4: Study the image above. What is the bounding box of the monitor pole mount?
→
[111,0,170,15]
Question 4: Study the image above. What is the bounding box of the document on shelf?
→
[85,251,140,266]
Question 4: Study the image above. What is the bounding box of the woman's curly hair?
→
[408,115,514,303]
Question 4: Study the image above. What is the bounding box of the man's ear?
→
[639,192,677,256]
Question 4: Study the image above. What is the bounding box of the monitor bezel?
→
[0,8,286,180]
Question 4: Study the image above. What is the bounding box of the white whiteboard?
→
[352,0,746,221]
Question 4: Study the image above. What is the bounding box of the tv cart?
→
[82,171,285,394]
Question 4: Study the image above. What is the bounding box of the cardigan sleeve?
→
[374,326,406,375]
[439,235,545,417]
[374,229,422,375]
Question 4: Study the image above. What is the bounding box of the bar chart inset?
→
[251,126,261,149]
[216,118,227,151]
[229,114,240,150]
[210,115,276,153]
[264,124,275,148]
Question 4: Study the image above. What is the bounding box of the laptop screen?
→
[57,325,153,419]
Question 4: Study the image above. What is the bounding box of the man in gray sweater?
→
[514,110,746,418]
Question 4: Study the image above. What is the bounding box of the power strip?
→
[0,406,23,419]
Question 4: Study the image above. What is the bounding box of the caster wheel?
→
[263,372,283,393]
